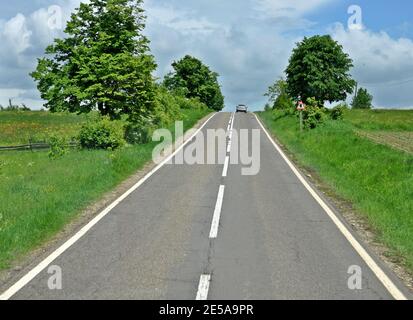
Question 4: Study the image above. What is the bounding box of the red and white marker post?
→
[296,100,305,132]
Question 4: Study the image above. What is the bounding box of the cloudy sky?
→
[1,0,413,111]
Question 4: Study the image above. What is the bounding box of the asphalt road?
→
[4,112,411,300]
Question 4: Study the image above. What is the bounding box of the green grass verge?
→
[0,108,211,269]
[258,110,413,270]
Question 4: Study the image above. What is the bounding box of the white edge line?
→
[222,155,230,177]
[209,185,225,239]
[195,274,211,300]
[0,113,217,301]
[254,114,407,301]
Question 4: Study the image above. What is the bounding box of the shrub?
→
[152,88,208,128]
[302,107,326,129]
[273,93,295,110]
[78,117,125,150]
[177,96,206,110]
[153,89,181,126]
[48,135,67,159]
[301,97,327,129]
[330,104,348,120]
[124,119,155,145]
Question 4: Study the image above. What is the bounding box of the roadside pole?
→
[297,100,305,132]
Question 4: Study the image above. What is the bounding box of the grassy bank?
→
[0,108,211,269]
[258,109,413,270]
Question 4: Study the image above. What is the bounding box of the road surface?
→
[2,112,410,300]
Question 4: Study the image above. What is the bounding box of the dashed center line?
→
[196,274,211,300]
[198,113,234,300]
[222,155,230,177]
[209,185,225,239]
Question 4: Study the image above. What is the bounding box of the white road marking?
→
[0,113,218,301]
[196,274,211,300]
[230,113,235,131]
[226,113,234,152]
[222,156,230,177]
[209,185,225,239]
[254,114,408,301]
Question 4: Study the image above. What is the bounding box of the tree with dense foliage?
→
[163,55,224,111]
[264,78,294,110]
[351,88,373,109]
[285,35,356,104]
[31,0,157,121]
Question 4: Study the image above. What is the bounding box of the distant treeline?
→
[0,98,31,111]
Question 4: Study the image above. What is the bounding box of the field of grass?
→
[345,109,413,131]
[0,108,211,269]
[0,111,94,146]
[258,109,413,270]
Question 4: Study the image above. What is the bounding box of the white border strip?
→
[195,274,211,300]
[0,113,217,301]
[254,114,407,300]
[209,185,225,239]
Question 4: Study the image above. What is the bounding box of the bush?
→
[154,89,181,126]
[273,93,295,110]
[330,104,348,120]
[176,96,207,110]
[48,135,67,159]
[302,106,327,129]
[124,119,155,145]
[78,117,125,150]
[301,97,326,129]
[152,88,208,128]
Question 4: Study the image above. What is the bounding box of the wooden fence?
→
[0,141,78,152]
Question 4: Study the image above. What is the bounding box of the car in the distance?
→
[236,104,248,113]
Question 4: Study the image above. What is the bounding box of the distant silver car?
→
[236,104,248,113]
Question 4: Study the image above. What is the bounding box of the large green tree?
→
[31,0,157,121]
[163,55,224,111]
[285,35,356,104]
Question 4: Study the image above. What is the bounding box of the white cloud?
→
[1,14,32,55]
[331,23,413,108]
[146,4,223,35]
[255,0,333,18]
